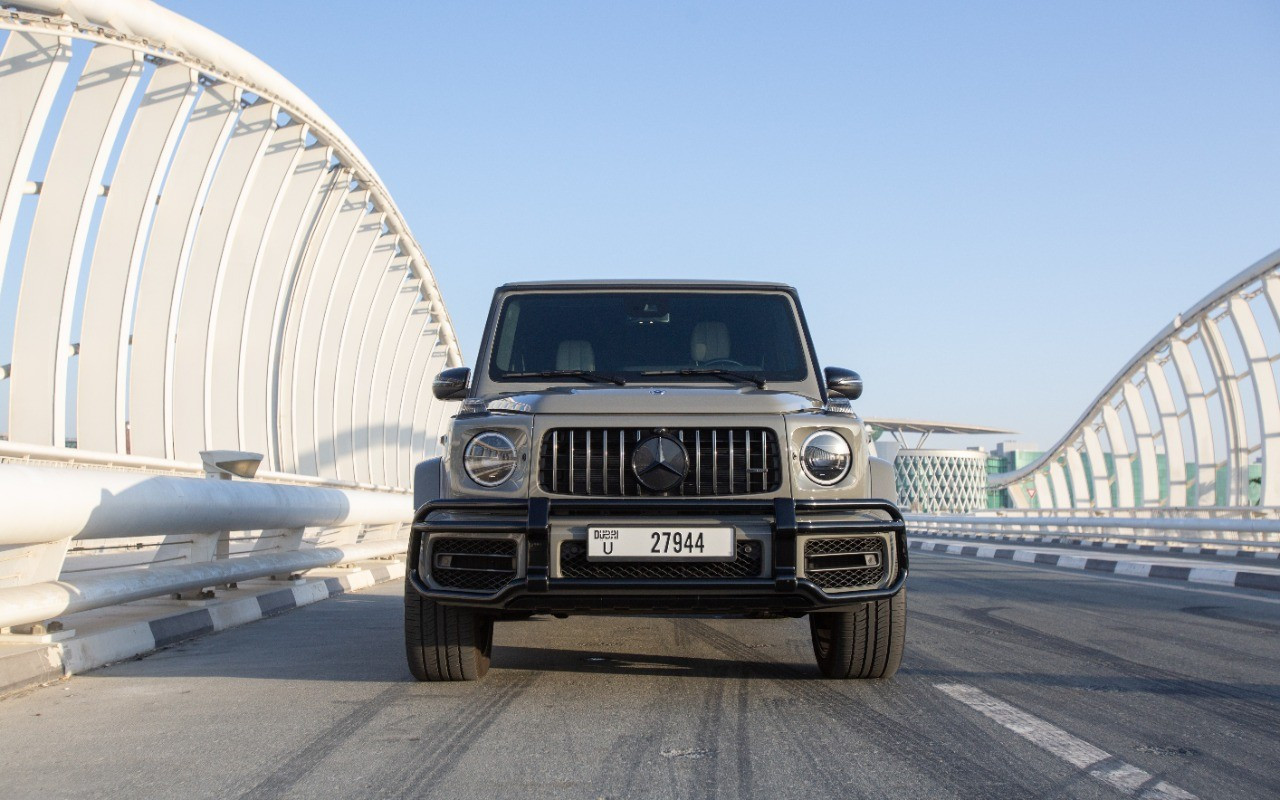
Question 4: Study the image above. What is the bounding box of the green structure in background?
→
[989,445,1264,508]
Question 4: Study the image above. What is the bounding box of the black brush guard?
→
[407,497,908,614]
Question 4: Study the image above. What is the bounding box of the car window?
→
[489,291,809,382]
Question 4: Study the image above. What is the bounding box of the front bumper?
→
[406,498,908,614]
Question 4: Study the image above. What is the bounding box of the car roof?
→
[496,279,798,292]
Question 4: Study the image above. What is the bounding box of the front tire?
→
[405,579,493,681]
[809,589,905,679]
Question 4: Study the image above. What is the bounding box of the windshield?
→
[487,291,810,383]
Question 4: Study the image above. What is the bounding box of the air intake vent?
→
[430,537,518,593]
[803,537,886,591]
[539,427,781,496]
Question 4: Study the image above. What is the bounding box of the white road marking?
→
[935,683,1199,800]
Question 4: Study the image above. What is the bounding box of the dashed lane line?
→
[935,682,1198,800]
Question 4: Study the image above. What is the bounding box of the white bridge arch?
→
[990,248,1280,511]
[0,1,464,619]
[1,0,461,488]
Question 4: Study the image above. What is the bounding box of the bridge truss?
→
[989,248,1280,512]
[0,0,463,618]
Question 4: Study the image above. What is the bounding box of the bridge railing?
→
[906,510,1280,553]
[0,2,461,632]
[0,441,413,629]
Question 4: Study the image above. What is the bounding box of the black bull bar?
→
[406,497,908,612]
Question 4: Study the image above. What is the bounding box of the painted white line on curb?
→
[935,683,1198,800]
[918,547,1280,606]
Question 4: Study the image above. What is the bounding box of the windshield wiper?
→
[502,369,627,386]
[640,368,767,389]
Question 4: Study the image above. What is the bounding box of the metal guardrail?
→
[0,444,414,630]
[906,513,1280,553]
[0,2,458,632]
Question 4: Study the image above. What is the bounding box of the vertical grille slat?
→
[759,429,767,493]
[695,430,702,494]
[711,430,719,494]
[540,427,779,496]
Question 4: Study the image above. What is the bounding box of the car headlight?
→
[801,430,851,485]
[464,431,518,486]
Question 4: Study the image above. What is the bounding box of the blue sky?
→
[38,1,1280,448]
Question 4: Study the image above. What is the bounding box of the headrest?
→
[556,340,595,371]
[690,322,730,363]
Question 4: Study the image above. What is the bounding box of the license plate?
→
[587,526,735,561]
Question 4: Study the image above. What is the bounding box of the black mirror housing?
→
[432,367,471,400]
[824,366,862,400]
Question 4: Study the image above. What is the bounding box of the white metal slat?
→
[1032,472,1053,510]
[1169,338,1219,505]
[385,294,439,485]
[1047,460,1070,509]
[9,45,141,446]
[369,277,421,485]
[1256,278,1280,505]
[1230,296,1280,505]
[1145,361,1189,506]
[330,231,398,481]
[1121,383,1160,506]
[236,142,329,464]
[1100,405,1135,507]
[1201,314,1251,506]
[394,314,441,486]
[1064,447,1091,508]
[206,121,306,453]
[75,63,197,453]
[128,82,239,457]
[1081,425,1111,508]
[288,186,369,476]
[0,31,71,283]
[271,167,350,473]
[411,346,450,470]
[351,254,412,484]
[310,206,383,477]
[409,340,450,483]
[170,99,276,461]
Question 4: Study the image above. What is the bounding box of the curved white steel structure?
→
[0,0,461,483]
[990,248,1280,511]
[0,1,462,618]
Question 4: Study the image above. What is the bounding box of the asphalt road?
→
[1,552,1277,800]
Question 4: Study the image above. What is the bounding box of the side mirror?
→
[824,366,862,400]
[432,366,471,400]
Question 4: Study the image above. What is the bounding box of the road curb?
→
[909,538,1280,593]
[0,561,404,700]
[910,529,1279,561]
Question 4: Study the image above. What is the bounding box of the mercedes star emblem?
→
[631,433,688,492]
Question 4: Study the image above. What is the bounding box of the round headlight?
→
[801,430,851,485]
[464,431,518,487]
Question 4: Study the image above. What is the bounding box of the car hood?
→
[482,386,823,415]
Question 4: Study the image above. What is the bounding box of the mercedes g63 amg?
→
[406,281,907,680]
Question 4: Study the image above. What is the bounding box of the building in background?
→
[866,420,1013,514]
[986,441,1044,508]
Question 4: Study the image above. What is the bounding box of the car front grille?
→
[559,540,764,579]
[802,536,886,591]
[429,537,518,593]
[539,427,781,496]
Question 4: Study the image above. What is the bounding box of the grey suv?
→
[406,281,907,680]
